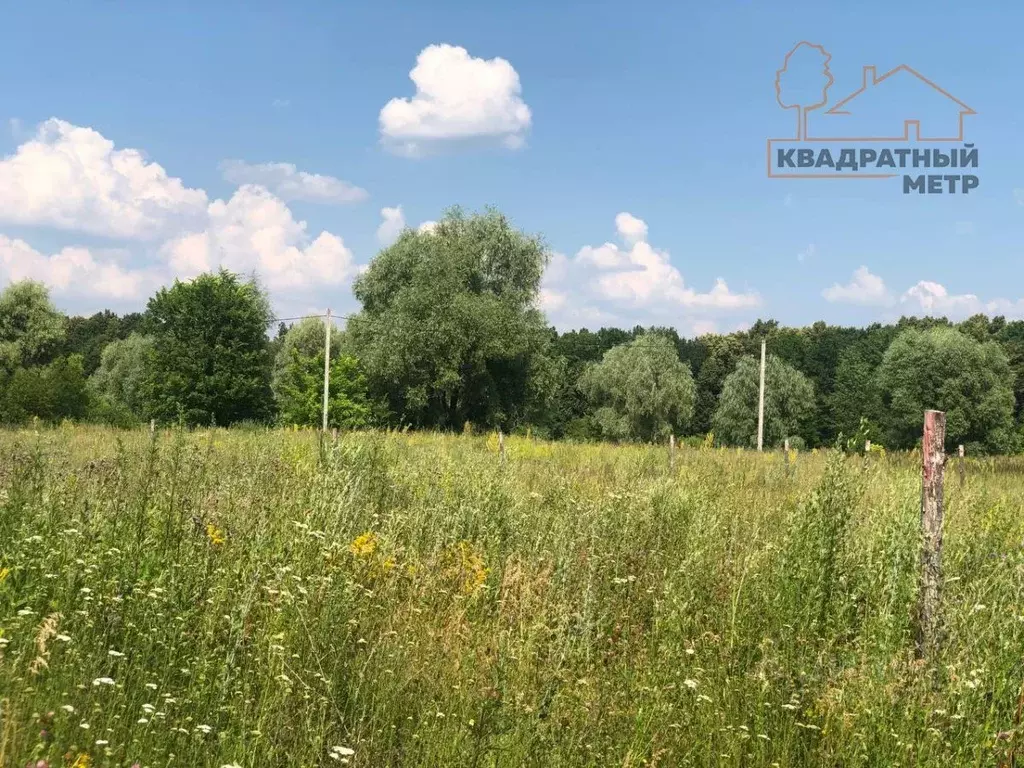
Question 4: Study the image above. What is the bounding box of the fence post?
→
[958,444,965,486]
[498,430,506,465]
[149,418,155,436]
[783,438,790,475]
[669,433,676,471]
[916,409,946,661]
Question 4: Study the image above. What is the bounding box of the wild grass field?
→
[1,426,1023,767]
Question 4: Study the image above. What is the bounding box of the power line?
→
[269,313,354,325]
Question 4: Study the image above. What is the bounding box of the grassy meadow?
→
[1,426,1023,767]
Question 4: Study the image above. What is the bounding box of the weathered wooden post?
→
[958,444,965,486]
[783,438,790,475]
[916,409,946,660]
[498,430,506,465]
[150,418,155,436]
[669,434,676,471]
[865,440,871,453]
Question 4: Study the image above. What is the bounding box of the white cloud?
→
[579,213,759,310]
[541,214,760,329]
[0,118,208,239]
[821,268,1024,320]
[0,236,158,300]
[900,281,986,316]
[417,220,438,234]
[379,44,531,155]
[220,160,368,204]
[614,212,648,246]
[161,185,357,291]
[377,206,406,245]
[822,266,891,305]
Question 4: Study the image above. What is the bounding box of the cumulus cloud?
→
[577,213,760,310]
[822,266,891,305]
[0,119,364,308]
[0,118,208,239]
[417,220,438,234]
[161,185,357,291]
[821,268,1024,320]
[541,214,760,330]
[379,44,531,155]
[220,160,368,204]
[0,236,160,300]
[377,206,406,245]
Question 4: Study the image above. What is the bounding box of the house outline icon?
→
[767,42,977,179]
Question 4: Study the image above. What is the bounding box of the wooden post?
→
[757,338,766,452]
[149,418,155,435]
[916,409,946,660]
[331,427,338,443]
[669,433,676,471]
[865,440,871,453]
[958,444,965,486]
[498,430,505,464]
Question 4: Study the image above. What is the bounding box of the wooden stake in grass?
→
[916,409,946,660]
[783,438,790,475]
[498,430,506,465]
[958,444,966,486]
[669,433,676,471]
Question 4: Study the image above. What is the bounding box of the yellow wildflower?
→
[349,532,378,558]
[0,566,9,585]
[71,754,91,768]
[457,541,488,595]
[206,524,226,547]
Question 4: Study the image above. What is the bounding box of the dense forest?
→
[1,208,1020,453]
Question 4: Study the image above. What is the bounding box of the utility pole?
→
[322,308,331,433]
[757,337,766,452]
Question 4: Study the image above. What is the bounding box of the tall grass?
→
[1,426,1023,766]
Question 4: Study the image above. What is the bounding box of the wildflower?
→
[349,532,378,557]
[92,677,115,686]
[61,705,75,713]
[70,755,90,768]
[196,724,213,734]
[328,745,355,761]
[206,524,226,547]
[107,649,125,657]
[0,566,9,584]
[683,679,698,690]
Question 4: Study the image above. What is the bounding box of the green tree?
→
[712,354,815,447]
[348,207,550,430]
[88,333,156,425]
[0,280,66,374]
[1,354,89,423]
[578,333,696,442]
[65,310,144,375]
[272,318,375,429]
[145,270,273,426]
[876,326,1016,452]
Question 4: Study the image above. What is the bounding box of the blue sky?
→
[0,0,1020,336]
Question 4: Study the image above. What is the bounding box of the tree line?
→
[1,208,1019,453]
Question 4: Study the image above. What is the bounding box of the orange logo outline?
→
[767,41,976,180]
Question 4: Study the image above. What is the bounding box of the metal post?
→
[322,309,331,433]
[757,338,766,452]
